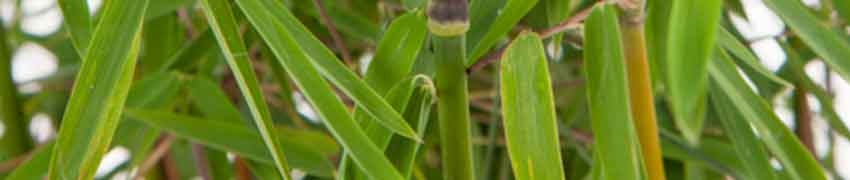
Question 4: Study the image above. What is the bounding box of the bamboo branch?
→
[793,87,815,154]
[428,0,475,179]
[617,0,666,179]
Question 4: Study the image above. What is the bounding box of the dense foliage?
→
[0,0,849,179]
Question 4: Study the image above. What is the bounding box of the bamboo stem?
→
[434,36,475,180]
[793,87,815,154]
[428,0,474,179]
[0,24,31,161]
[618,1,666,179]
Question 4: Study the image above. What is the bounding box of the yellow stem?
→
[622,24,666,180]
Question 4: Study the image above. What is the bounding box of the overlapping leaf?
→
[583,4,644,180]
[233,0,409,178]
[762,0,850,83]
[499,32,564,180]
[200,0,292,177]
[47,0,149,179]
[665,0,723,143]
[708,52,826,180]
[466,0,539,65]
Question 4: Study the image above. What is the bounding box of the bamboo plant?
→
[0,0,848,179]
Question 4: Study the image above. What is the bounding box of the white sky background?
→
[1,0,848,179]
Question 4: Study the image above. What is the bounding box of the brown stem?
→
[312,0,355,70]
[160,151,181,180]
[234,157,252,180]
[466,6,594,74]
[135,135,177,179]
[793,87,816,154]
[190,144,212,180]
[177,7,197,38]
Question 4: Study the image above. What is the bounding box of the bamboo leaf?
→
[777,42,850,141]
[124,109,338,177]
[583,4,644,180]
[199,0,293,178]
[239,0,419,141]
[645,0,673,87]
[499,32,565,180]
[6,142,54,179]
[834,0,850,24]
[665,0,723,143]
[716,28,789,86]
[762,0,850,83]
[384,82,436,178]
[57,0,92,55]
[707,52,827,180]
[342,75,436,180]
[47,0,149,179]
[708,52,777,180]
[338,12,428,180]
[466,0,539,65]
[233,0,409,178]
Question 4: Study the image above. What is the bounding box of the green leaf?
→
[645,0,673,88]
[112,71,182,169]
[124,109,339,177]
[466,0,539,65]
[199,0,293,177]
[341,76,435,180]
[337,12,428,180]
[708,53,777,180]
[659,132,743,178]
[159,28,218,72]
[384,81,436,178]
[146,0,194,20]
[762,0,850,83]
[186,77,244,123]
[6,142,55,179]
[239,0,419,141]
[777,42,850,141]
[582,4,644,180]
[233,0,409,178]
[834,0,850,24]
[707,52,827,180]
[665,0,723,143]
[716,28,789,87]
[499,32,565,180]
[47,0,149,179]
[57,0,92,55]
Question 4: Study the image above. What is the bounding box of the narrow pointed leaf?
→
[124,109,338,177]
[466,0,539,65]
[47,0,149,179]
[709,53,777,180]
[708,53,827,180]
[499,32,565,180]
[762,0,850,82]
[384,82,436,178]
[583,4,644,180]
[665,0,723,143]
[716,28,789,86]
[240,0,419,141]
[233,0,408,178]
[338,12,428,179]
[57,0,92,55]
[778,42,850,141]
[342,76,435,180]
[199,0,293,177]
